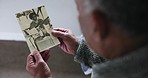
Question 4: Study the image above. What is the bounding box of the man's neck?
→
[104,27,148,59]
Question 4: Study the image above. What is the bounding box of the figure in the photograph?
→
[24,12,52,51]
[29,12,50,37]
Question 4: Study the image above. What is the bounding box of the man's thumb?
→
[33,50,44,62]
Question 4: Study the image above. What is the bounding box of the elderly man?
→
[26,0,148,78]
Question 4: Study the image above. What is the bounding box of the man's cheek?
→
[79,17,90,46]
[79,16,88,35]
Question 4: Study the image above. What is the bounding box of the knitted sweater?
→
[74,37,105,74]
[92,45,148,78]
[74,37,148,78]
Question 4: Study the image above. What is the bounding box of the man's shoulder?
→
[92,45,148,78]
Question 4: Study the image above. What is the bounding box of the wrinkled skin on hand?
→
[52,28,79,55]
[26,50,52,78]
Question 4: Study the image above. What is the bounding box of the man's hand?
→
[26,50,52,78]
[52,28,79,55]
[40,50,50,62]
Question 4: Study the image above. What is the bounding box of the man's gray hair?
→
[83,0,148,36]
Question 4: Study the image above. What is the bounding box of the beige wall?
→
[0,40,90,78]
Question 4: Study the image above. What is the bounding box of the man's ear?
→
[92,11,110,39]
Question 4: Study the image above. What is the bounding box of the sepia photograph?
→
[16,5,60,53]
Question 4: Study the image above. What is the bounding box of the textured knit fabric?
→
[74,36,105,68]
[74,36,106,75]
[92,45,148,78]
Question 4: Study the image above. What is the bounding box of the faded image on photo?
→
[16,6,60,53]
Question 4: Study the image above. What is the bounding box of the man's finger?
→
[33,50,44,62]
[40,49,50,62]
[53,28,68,32]
[51,30,66,38]
[26,55,35,71]
[27,54,35,64]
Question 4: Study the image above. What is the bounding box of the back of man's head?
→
[87,0,148,37]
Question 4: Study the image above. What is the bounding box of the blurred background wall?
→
[0,0,81,41]
[0,40,90,78]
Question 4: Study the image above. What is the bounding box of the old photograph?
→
[16,5,60,53]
